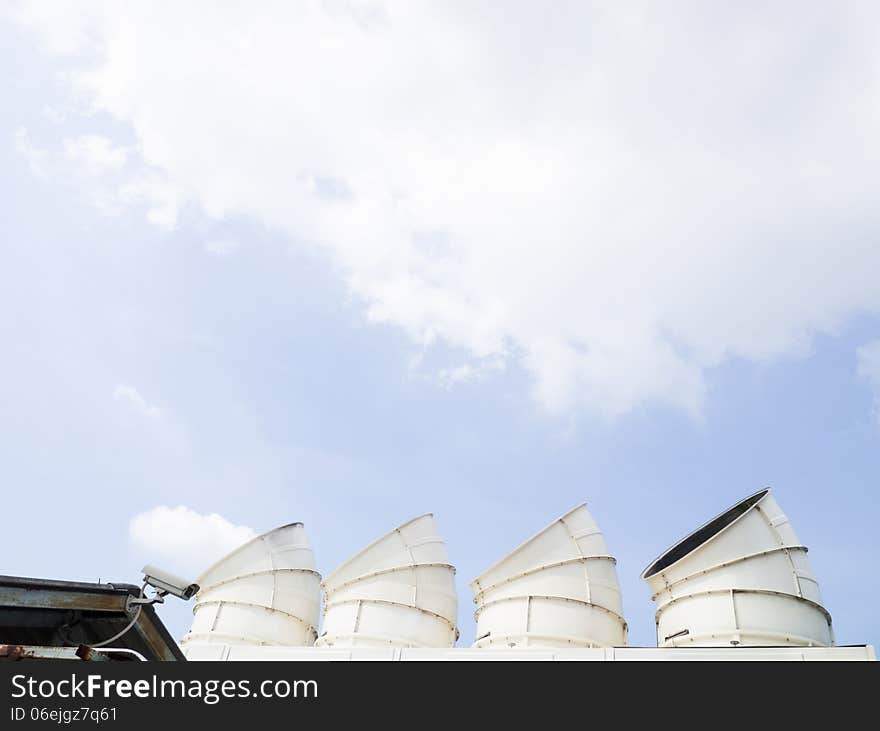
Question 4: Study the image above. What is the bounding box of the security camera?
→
[141,565,199,600]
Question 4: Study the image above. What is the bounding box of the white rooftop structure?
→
[184,644,875,661]
[182,522,321,649]
[179,488,873,661]
[641,489,833,648]
[470,503,626,648]
[316,514,458,648]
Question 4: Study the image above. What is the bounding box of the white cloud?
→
[63,134,127,174]
[116,172,184,231]
[128,505,256,577]
[435,364,481,389]
[856,340,880,426]
[12,3,880,417]
[203,239,239,257]
[113,383,161,418]
[12,126,180,222]
[41,105,66,124]
[409,353,505,390]
[13,127,50,179]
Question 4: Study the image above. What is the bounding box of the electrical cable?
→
[89,581,148,648]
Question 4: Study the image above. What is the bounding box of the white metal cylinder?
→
[316,514,458,648]
[641,489,833,647]
[470,503,627,648]
[181,522,321,650]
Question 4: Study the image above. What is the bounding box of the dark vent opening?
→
[642,489,769,579]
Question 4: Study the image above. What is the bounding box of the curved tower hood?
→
[470,503,627,648]
[181,522,321,649]
[641,489,833,647]
[316,514,458,648]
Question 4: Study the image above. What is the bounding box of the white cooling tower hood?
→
[641,488,833,648]
[316,513,458,648]
[470,503,627,648]
[181,522,321,650]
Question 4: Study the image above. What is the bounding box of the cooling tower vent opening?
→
[642,488,769,579]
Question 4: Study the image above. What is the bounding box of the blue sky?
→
[2,3,879,649]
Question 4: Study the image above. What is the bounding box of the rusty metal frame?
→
[0,575,184,661]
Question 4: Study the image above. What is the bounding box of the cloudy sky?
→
[2,1,879,649]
